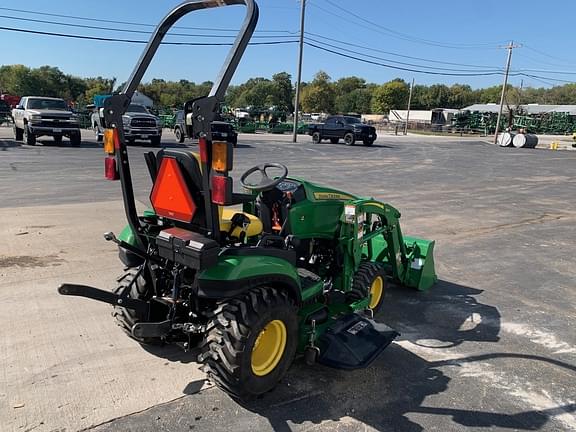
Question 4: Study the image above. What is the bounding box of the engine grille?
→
[131,117,156,128]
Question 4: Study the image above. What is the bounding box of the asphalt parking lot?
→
[1,127,575,432]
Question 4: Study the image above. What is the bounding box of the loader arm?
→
[339,199,437,291]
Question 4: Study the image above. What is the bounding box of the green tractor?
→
[58,0,437,400]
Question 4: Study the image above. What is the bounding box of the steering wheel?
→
[240,163,288,192]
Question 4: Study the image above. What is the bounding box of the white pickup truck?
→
[12,96,81,146]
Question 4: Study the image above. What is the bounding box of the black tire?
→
[347,262,386,314]
[70,131,81,147]
[312,131,321,144]
[150,136,161,146]
[94,125,103,142]
[363,139,374,146]
[53,135,63,144]
[14,126,23,141]
[344,132,355,146]
[174,127,185,143]
[199,287,298,400]
[330,137,339,144]
[24,126,36,146]
[112,268,160,345]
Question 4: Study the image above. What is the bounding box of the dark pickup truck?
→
[308,115,377,146]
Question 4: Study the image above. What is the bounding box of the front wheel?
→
[200,287,298,400]
[69,131,81,147]
[14,126,23,141]
[24,126,36,146]
[312,131,321,144]
[347,262,387,314]
[363,139,374,146]
[344,132,355,146]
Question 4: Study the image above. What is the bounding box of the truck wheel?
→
[312,132,321,143]
[174,127,185,143]
[53,135,63,144]
[94,125,103,142]
[112,268,160,345]
[363,139,374,146]
[344,133,355,146]
[330,138,339,144]
[70,131,81,147]
[347,262,386,314]
[200,287,298,400]
[23,126,36,146]
[150,136,161,146]
[13,126,23,141]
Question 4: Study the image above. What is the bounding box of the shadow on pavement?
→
[237,281,575,431]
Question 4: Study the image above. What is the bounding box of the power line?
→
[0,6,296,34]
[0,14,296,39]
[304,41,505,76]
[304,36,503,73]
[305,31,499,69]
[0,25,299,46]
[318,0,504,49]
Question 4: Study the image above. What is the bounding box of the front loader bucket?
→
[402,236,437,291]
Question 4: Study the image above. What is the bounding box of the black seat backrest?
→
[154,149,206,229]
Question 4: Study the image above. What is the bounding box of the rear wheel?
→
[200,287,298,400]
[14,126,23,141]
[344,132,355,146]
[174,127,184,143]
[330,137,339,144]
[347,262,386,314]
[312,131,321,143]
[23,126,36,146]
[112,268,160,345]
[94,125,103,142]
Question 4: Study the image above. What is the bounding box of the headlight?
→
[30,114,42,122]
[122,117,130,126]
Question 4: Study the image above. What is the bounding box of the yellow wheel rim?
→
[369,276,384,309]
[251,320,287,376]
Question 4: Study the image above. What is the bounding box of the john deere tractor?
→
[58,0,437,400]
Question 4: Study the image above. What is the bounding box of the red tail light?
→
[211,174,232,205]
[104,156,119,180]
[199,137,209,164]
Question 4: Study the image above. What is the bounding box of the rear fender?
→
[198,255,301,303]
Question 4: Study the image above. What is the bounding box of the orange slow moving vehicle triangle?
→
[150,157,197,223]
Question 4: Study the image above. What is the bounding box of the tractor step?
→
[316,313,399,370]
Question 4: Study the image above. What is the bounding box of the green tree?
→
[301,71,335,113]
[371,79,409,113]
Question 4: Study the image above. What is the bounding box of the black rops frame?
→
[102,0,259,250]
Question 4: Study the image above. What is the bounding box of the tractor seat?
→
[219,208,263,238]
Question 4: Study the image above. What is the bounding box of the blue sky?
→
[1,0,575,89]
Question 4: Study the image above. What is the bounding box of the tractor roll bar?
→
[103,0,258,250]
[123,0,259,102]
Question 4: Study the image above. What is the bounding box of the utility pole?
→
[404,78,414,135]
[493,41,520,144]
[292,0,306,143]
